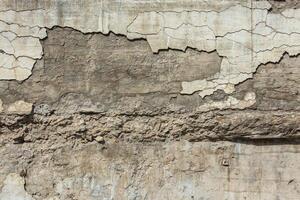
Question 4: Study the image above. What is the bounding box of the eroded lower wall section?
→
[0,141,299,200]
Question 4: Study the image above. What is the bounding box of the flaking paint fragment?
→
[197,92,256,112]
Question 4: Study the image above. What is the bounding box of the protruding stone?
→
[7,101,33,115]
[95,136,105,143]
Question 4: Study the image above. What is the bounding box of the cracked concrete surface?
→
[0,0,298,139]
[0,0,299,97]
[0,25,298,139]
[0,21,46,80]
[0,1,300,199]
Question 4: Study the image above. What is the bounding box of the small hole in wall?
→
[222,158,230,167]
[13,135,25,144]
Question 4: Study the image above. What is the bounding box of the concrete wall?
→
[0,0,299,199]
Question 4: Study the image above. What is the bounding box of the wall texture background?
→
[0,0,299,199]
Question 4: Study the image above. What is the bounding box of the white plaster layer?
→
[0,0,299,96]
[0,20,46,81]
[7,100,33,115]
[0,173,34,200]
[197,92,256,112]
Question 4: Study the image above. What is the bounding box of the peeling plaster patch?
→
[0,173,34,200]
[0,0,300,97]
[197,92,256,112]
[0,20,46,81]
[7,100,33,115]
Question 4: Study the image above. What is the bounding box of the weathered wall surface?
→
[0,0,299,199]
[1,0,300,97]
[1,141,300,200]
